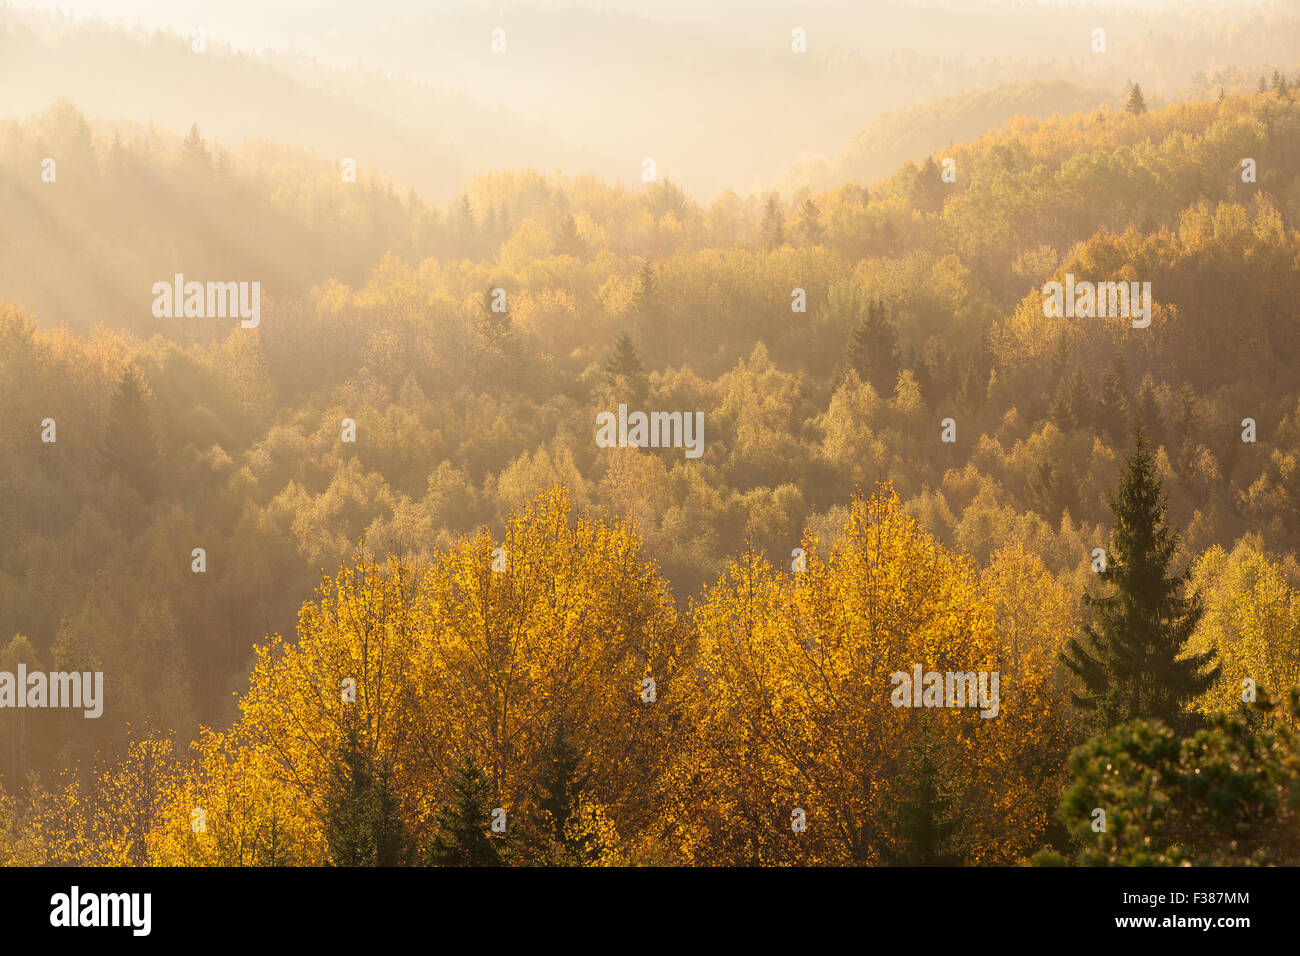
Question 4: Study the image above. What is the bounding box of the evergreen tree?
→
[633,260,661,318]
[453,194,476,241]
[909,156,945,214]
[846,297,900,396]
[525,723,599,864]
[793,198,825,246]
[182,124,209,172]
[881,730,967,866]
[760,194,785,249]
[323,722,413,866]
[426,757,509,866]
[1097,363,1131,445]
[1125,83,1148,115]
[556,213,588,259]
[101,365,157,501]
[603,332,649,403]
[1132,375,1165,447]
[1061,433,1220,731]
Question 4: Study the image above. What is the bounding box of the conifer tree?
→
[881,731,967,866]
[603,332,649,403]
[426,757,509,866]
[323,722,413,866]
[1097,363,1131,445]
[793,198,824,246]
[556,213,588,259]
[633,260,661,318]
[760,194,785,249]
[102,365,157,502]
[525,723,598,864]
[1132,375,1165,447]
[1061,433,1220,731]
[909,156,945,214]
[1125,83,1147,115]
[846,298,900,396]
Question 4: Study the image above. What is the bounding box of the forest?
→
[3,63,1300,864]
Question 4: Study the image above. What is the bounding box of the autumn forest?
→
[3,0,1300,871]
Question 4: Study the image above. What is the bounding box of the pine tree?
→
[1125,83,1147,115]
[102,366,157,501]
[793,198,825,246]
[1061,433,1220,731]
[633,260,661,318]
[526,723,598,864]
[909,157,945,214]
[182,124,209,171]
[323,722,413,866]
[603,332,648,403]
[426,757,509,866]
[1097,363,1131,445]
[1132,375,1165,447]
[881,731,967,866]
[760,194,785,249]
[846,298,900,396]
[556,213,588,259]
[453,194,476,241]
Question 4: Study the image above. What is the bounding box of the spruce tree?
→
[881,731,966,866]
[603,332,648,403]
[760,194,785,249]
[102,366,158,501]
[1132,375,1165,447]
[426,757,509,866]
[909,156,945,214]
[556,213,588,259]
[1097,363,1131,445]
[794,198,824,246]
[846,298,900,396]
[323,722,413,866]
[1125,83,1147,115]
[526,723,598,864]
[1061,432,1219,731]
[632,260,661,318]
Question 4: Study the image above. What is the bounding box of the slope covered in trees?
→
[4,84,1300,864]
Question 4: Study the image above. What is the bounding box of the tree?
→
[603,332,648,403]
[1132,375,1164,447]
[909,157,945,214]
[555,213,588,259]
[846,297,900,396]
[323,720,413,866]
[1097,363,1130,445]
[1061,433,1220,731]
[792,198,825,246]
[1125,83,1147,116]
[760,194,785,249]
[182,124,209,172]
[453,194,476,244]
[426,757,509,866]
[101,365,157,501]
[525,723,598,864]
[1039,689,1300,866]
[880,729,967,865]
[633,260,661,318]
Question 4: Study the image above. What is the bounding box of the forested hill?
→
[782,79,1118,193]
[3,86,1300,794]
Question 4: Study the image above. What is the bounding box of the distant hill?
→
[783,80,1117,193]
